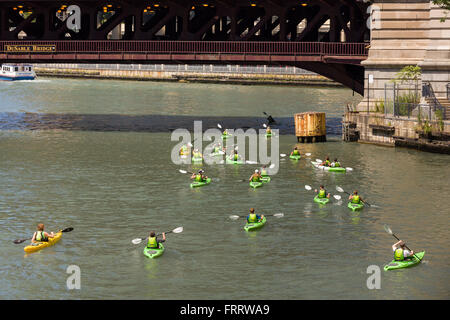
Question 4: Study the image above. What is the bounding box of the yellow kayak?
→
[24,231,62,253]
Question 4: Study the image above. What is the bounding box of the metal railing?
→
[423,82,446,120]
[34,63,317,75]
[447,83,450,100]
[1,41,369,56]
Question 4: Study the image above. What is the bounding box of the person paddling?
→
[191,169,208,182]
[260,165,269,177]
[321,156,331,167]
[146,231,166,249]
[392,240,415,261]
[266,126,272,134]
[314,185,330,199]
[229,150,240,162]
[31,224,55,244]
[192,148,202,159]
[247,208,264,224]
[249,169,262,183]
[179,144,189,156]
[348,190,363,204]
[331,158,341,167]
[212,143,223,154]
[290,147,301,157]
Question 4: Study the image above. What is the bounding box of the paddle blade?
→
[384,225,393,235]
[280,154,286,157]
[179,169,188,174]
[229,215,240,220]
[132,238,143,245]
[172,227,183,234]
[336,186,344,193]
[333,195,342,200]
[13,239,28,244]
[263,123,267,128]
[188,142,193,147]
[217,123,222,129]
[269,163,275,169]
[305,185,312,190]
[305,153,311,156]
[273,213,284,218]
[62,227,74,233]
[346,167,353,171]
[246,161,257,164]
[315,159,322,163]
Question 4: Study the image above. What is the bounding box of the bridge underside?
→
[0,0,369,42]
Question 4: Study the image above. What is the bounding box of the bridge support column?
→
[357,0,450,112]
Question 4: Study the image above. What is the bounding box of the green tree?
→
[433,0,450,21]
[433,0,450,10]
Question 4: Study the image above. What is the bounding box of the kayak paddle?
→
[179,169,194,175]
[336,186,371,206]
[13,227,74,244]
[383,225,422,262]
[131,226,183,245]
[229,213,284,220]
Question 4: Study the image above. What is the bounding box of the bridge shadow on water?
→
[0,113,342,135]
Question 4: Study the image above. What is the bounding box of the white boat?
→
[0,64,36,81]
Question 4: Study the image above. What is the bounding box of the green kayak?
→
[266,133,272,137]
[143,243,165,259]
[249,181,263,188]
[244,216,266,232]
[192,157,203,163]
[328,167,346,173]
[261,175,271,183]
[314,195,330,205]
[190,178,211,188]
[290,154,301,160]
[226,158,244,164]
[384,251,425,271]
[348,202,364,211]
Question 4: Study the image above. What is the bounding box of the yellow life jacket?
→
[147,237,158,249]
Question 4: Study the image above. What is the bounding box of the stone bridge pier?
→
[357,0,450,111]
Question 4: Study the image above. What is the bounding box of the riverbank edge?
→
[34,67,341,87]
[343,112,450,154]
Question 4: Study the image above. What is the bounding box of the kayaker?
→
[247,208,264,223]
[348,190,363,204]
[331,158,341,167]
[266,126,272,134]
[212,143,223,154]
[260,165,269,176]
[192,148,203,159]
[249,169,262,182]
[229,150,240,162]
[314,185,330,199]
[223,129,230,136]
[146,231,166,249]
[191,170,207,182]
[392,240,415,261]
[321,157,331,167]
[31,223,55,244]
[290,147,301,157]
[179,144,189,155]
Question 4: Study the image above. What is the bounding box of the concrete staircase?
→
[425,97,450,120]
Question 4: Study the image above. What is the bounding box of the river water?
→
[0,78,448,300]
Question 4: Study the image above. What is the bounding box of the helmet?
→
[255,169,259,173]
